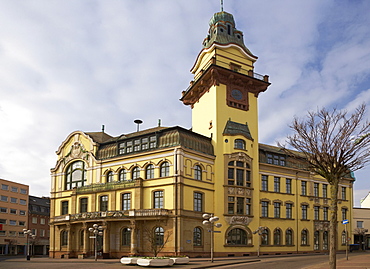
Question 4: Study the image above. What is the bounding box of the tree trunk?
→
[329,182,339,269]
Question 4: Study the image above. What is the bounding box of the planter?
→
[137,258,174,267]
[120,257,139,265]
[170,257,190,264]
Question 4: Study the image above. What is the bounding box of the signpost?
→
[342,219,349,260]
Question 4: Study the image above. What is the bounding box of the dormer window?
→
[234,139,246,150]
[227,24,231,35]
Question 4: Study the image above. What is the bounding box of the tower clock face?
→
[231,89,243,100]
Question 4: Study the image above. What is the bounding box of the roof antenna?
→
[221,0,224,11]
[158,119,161,127]
[102,125,105,133]
[134,119,143,132]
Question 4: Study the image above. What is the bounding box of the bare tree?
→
[142,218,173,257]
[282,104,370,269]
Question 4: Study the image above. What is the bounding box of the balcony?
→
[128,209,172,217]
[75,180,136,194]
[51,209,172,223]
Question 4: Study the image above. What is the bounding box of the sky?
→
[0,0,370,206]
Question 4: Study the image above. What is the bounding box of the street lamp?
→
[253,226,266,257]
[88,224,103,261]
[23,229,36,260]
[202,213,222,263]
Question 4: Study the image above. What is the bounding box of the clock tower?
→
[181,9,270,244]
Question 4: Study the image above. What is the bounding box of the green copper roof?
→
[223,120,253,140]
[203,11,254,57]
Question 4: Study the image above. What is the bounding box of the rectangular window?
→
[323,207,328,221]
[19,199,26,205]
[20,188,27,194]
[80,198,88,213]
[9,231,16,237]
[100,195,108,211]
[301,205,308,220]
[11,186,18,192]
[10,197,17,203]
[19,210,26,216]
[0,207,7,213]
[9,220,17,225]
[314,183,319,197]
[40,229,45,237]
[236,197,244,214]
[286,204,292,219]
[228,197,234,214]
[0,231,6,236]
[1,184,9,191]
[342,208,347,221]
[262,201,269,217]
[357,221,364,228]
[322,184,328,198]
[246,198,251,215]
[286,178,292,194]
[274,202,281,218]
[32,229,37,236]
[194,192,203,212]
[0,219,6,224]
[61,201,69,215]
[236,169,244,186]
[153,191,163,209]
[301,181,307,196]
[40,218,45,225]
[18,231,25,237]
[32,217,37,224]
[1,195,8,202]
[267,154,273,164]
[19,221,26,226]
[314,206,320,220]
[261,175,268,191]
[10,209,17,214]
[122,193,131,210]
[341,187,346,200]
[274,177,280,192]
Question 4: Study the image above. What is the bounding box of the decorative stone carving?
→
[225,216,251,225]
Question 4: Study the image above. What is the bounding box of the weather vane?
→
[221,0,224,11]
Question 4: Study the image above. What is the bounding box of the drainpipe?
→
[174,148,179,255]
[296,171,299,254]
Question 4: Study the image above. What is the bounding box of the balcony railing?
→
[75,180,136,194]
[51,209,172,223]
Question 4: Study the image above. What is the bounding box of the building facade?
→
[28,196,50,255]
[49,10,354,258]
[0,178,29,255]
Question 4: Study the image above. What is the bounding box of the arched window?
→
[194,165,202,180]
[323,231,328,250]
[160,162,169,177]
[261,229,269,245]
[65,161,87,190]
[193,227,202,246]
[119,169,127,181]
[301,229,308,245]
[146,164,154,179]
[132,166,140,179]
[314,231,320,250]
[234,139,246,150]
[286,229,293,246]
[341,230,347,245]
[61,230,68,247]
[226,228,247,245]
[154,227,164,246]
[106,171,114,183]
[274,229,281,245]
[122,228,131,246]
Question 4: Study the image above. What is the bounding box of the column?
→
[130,220,138,255]
[102,222,110,257]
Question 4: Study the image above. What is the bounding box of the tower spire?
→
[221,0,224,11]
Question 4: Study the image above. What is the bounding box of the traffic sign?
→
[342,219,349,224]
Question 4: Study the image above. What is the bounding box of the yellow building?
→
[49,10,353,258]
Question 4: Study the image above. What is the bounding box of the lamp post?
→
[88,224,103,261]
[253,226,266,257]
[202,214,222,263]
[23,229,36,260]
